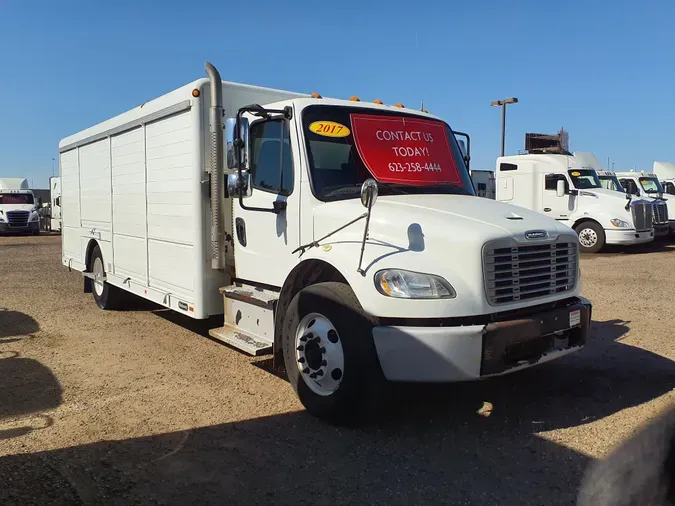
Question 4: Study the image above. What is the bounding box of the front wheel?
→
[282,282,383,426]
[575,221,605,253]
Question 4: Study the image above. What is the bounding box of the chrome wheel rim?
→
[93,257,105,296]
[578,228,598,248]
[295,312,344,396]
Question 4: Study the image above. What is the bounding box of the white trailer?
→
[0,178,40,235]
[59,62,592,424]
[49,176,61,232]
[470,170,495,199]
[495,154,655,253]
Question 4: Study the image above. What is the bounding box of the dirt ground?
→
[0,235,674,505]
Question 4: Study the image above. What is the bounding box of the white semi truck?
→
[597,170,670,237]
[495,153,654,253]
[59,62,592,423]
[0,178,41,235]
[615,171,675,235]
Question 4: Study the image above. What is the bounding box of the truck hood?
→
[313,194,573,244]
[0,204,35,213]
[311,194,579,318]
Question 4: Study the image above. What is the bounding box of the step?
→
[220,284,278,310]
[208,325,273,356]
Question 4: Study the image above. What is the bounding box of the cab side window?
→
[249,119,293,196]
[545,174,567,192]
[620,179,639,196]
[663,182,675,195]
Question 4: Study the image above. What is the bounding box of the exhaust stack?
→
[205,61,224,269]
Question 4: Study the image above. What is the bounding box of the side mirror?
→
[225,117,249,171]
[360,178,378,208]
[227,172,252,198]
[556,179,566,198]
[457,140,467,158]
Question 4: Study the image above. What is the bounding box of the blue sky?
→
[1,0,674,188]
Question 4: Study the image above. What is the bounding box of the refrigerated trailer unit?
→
[59,62,592,423]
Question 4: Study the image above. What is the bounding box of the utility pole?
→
[52,157,55,177]
[491,97,518,156]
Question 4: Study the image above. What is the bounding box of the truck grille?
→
[484,241,578,305]
[653,201,668,225]
[6,211,29,228]
[631,201,653,231]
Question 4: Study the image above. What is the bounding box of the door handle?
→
[235,218,246,247]
[544,208,551,212]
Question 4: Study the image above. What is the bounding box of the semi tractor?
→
[615,171,674,235]
[0,178,41,235]
[59,62,592,423]
[597,171,670,237]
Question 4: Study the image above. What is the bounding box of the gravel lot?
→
[1,235,674,505]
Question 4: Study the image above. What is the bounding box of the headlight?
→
[610,218,630,228]
[374,269,456,299]
[29,211,39,222]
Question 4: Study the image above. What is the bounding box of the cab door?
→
[232,116,300,287]
[542,174,575,220]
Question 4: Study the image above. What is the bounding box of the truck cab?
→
[496,154,654,253]
[597,170,670,237]
[0,178,40,235]
[615,171,674,236]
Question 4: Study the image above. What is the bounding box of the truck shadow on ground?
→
[0,310,62,441]
[0,308,40,342]
[1,319,673,505]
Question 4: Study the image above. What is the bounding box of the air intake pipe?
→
[205,61,224,269]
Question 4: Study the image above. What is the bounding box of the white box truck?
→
[496,153,655,253]
[59,62,592,423]
[0,178,41,235]
[49,176,62,232]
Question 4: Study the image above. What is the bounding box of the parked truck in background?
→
[59,62,592,424]
[470,169,495,198]
[495,139,654,253]
[0,178,41,235]
[615,171,675,236]
[596,170,670,237]
[653,161,675,196]
[50,176,62,233]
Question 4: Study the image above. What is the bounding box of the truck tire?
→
[282,282,382,425]
[575,221,605,253]
[90,245,124,310]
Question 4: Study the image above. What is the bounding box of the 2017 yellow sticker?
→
[571,171,581,176]
[309,121,350,138]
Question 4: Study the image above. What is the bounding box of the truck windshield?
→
[0,193,34,205]
[639,177,664,194]
[301,105,474,201]
[568,169,601,189]
[598,175,625,192]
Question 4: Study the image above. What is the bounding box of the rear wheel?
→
[282,282,383,426]
[575,221,605,253]
[90,245,124,310]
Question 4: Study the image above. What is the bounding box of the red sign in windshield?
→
[350,114,461,186]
